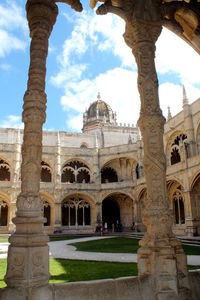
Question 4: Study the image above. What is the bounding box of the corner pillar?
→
[5,0,58,288]
[124,19,191,299]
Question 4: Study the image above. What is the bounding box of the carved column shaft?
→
[5,0,58,288]
[124,19,190,298]
[21,0,58,196]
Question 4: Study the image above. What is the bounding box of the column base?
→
[5,232,49,288]
[185,218,198,236]
[138,235,191,299]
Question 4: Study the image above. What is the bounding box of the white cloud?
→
[61,67,140,130]
[0,29,26,57]
[156,28,200,85]
[0,115,24,129]
[0,1,27,31]
[67,114,83,132]
[88,12,134,67]
[0,1,28,57]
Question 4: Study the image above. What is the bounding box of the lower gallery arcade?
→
[1,161,200,236]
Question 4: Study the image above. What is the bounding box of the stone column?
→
[184,190,197,236]
[124,19,190,300]
[5,0,58,288]
[13,129,21,185]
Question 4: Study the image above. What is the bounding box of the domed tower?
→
[83,93,116,133]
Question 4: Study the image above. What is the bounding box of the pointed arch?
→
[41,160,52,182]
[0,193,10,229]
[61,159,91,183]
[40,192,55,233]
[61,193,95,229]
[0,158,11,181]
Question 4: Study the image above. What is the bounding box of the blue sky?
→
[1,0,200,132]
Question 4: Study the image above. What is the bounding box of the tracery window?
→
[43,200,51,226]
[62,197,91,226]
[41,161,52,182]
[61,161,90,183]
[173,189,185,225]
[0,200,8,226]
[170,134,187,165]
[0,159,10,181]
[171,146,181,165]
[101,167,118,183]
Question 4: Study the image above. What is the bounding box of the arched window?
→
[61,168,75,183]
[170,134,187,165]
[61,161,90,183]
[101,167,118,183]
[171,147,181,165]
[43,200,51,226]
[173,190,185,225]
[0,159,10,181]
[77,169,90,183]
[41,161,52,182]
[80,143,88,149]
[0,200,8,226]
[62,197,91,226]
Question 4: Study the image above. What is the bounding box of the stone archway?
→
[0,196,10,234]
[102,193,134,231]
[61,193,96,233]
[102,197,120,229]
[167,180,186,235]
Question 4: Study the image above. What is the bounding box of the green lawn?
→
[0,259,6,288]
[49,258,138,284]
[0,238,8,243]
[0,258,138,288]
[71,237,139,253]
[0,258,199,289]
[71,237,200,256]
[182,244,200,256]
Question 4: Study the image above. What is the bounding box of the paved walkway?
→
[0,236,200,266]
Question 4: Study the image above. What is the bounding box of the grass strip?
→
[49,258,138,284]
[71,237,200,256]
[71,237,139,253]
[0,238,8,243]
[0,258,199,289]
[0,258,137,288]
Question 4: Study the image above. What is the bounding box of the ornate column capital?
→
[26,0,58,36]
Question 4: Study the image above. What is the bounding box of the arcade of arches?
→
[1,153,200,237]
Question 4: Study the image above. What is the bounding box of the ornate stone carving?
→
[6,251,25,279]
[16,193,43,215]
[91,0,192,297]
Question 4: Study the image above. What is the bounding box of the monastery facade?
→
[0,91,200,237]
